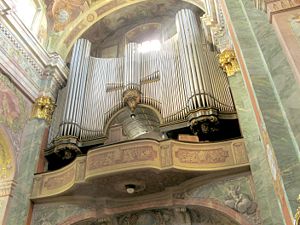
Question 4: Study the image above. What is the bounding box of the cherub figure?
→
[225,185,257,214]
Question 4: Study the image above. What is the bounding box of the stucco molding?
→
[0,0,68,101]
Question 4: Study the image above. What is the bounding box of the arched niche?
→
[104,104,163,144]
[61,200,253,225]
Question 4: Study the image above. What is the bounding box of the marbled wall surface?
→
[5,120,48,225]
[223,0,300,223]
[31,174,260,225]
[0,73,31,164]
[229,74,284,225]
[0,72,49,224]
[32,203,95,225]
[186,175,260,225]
[0,72,32,223]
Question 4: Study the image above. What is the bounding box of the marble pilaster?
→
[221,0,300,223]
[228,73,285,225]
[5,119,48,225]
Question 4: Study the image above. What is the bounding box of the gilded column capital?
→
[31,96,55,123]
[218,49,240,76]
[296,194,300,225]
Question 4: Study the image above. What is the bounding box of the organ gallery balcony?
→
[31,138,249,200]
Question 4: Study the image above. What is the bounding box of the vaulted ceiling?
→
[80,0,201,52]
[44,0,206,59]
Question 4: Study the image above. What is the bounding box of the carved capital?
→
[31,96,55,123]
[218,49,240,76]
[42,64,68,98]
[0,180,16,197]
[296,194,300,225]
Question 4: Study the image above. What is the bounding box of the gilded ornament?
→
[296,194,300,225]
[123,89,141,113]
[32,96,55,123]
[0,143,12,180]
[218,49,240,76]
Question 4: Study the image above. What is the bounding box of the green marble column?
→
[5,119,48,225]
[223,0,300,223]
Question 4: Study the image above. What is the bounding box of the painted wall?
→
[0,72,50,224]
[0,73,32,165]
[0,72,32,223]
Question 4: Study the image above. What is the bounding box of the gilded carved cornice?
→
[31,138,249,199]
[218,49,240,76]
[32,96,56,123]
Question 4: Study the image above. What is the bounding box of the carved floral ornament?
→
[31,96,55,123]
[218,49,240,76]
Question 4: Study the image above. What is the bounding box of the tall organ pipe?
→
[124,42,140,90]
[176,9,213,111]
[60,39,91,137]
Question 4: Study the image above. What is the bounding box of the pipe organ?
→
[48,9,237,161]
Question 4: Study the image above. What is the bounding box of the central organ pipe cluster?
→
[49,9,235,143]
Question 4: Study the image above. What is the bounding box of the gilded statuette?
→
[32,96,55,123]
[218,49,240,76]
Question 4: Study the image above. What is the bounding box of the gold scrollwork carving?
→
[218,49,240,76]
[296,194,300,225]
[31,96,55,123]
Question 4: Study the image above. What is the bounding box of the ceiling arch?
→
[46,0,206,59]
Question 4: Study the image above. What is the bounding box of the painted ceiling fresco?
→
[45,0,91,32]
[44,0,205,58]
[80,0,202,46]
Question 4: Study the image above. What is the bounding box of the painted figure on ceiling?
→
[50,0,91,31]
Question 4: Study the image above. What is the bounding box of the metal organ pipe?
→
[176,11,197,110]
[185,9,208,107]
[176,9,215,111]
[60,39,91,137]
[124,43,140,90]
[49,9,237,145]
